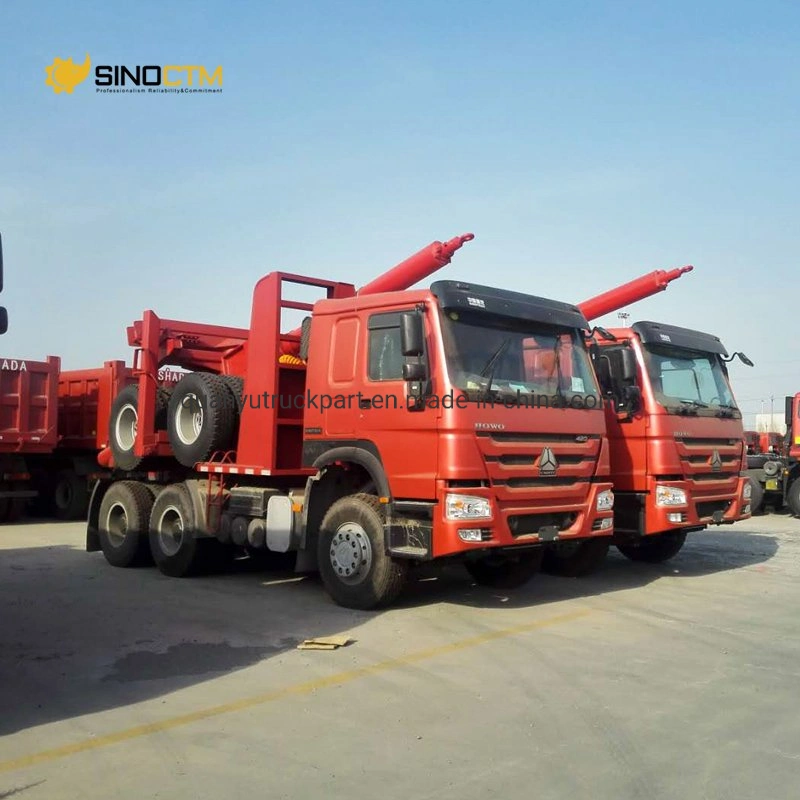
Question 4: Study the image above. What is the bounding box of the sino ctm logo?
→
[44,53,223,95]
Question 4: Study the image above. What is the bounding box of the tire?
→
[221,376,245,413]
[616,530,687,563]
[53,469,89,520]
[541,538,610,577]
[786,478,800,518]
[97,481,155,567]
[167,373,238,468]
[465,547,544,589]
[763,459,782,477]
[748,477,764,514]
[148,483,222,577]
[317,493,408,610]
[108,384,170,471]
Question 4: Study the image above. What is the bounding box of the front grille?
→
[508,512,576,536]
[696,500,731,519]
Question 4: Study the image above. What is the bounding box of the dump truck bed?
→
[0,356,60,454]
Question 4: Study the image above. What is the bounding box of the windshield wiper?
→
[478,337,512,401]
[715,402,739,418]
[674,399,708,415]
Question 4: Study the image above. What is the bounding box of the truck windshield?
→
[439,310,601,408]
[642,343,740,416]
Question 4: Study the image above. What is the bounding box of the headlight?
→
[445,494,492,520]
[596,489,614,511]
[655,485,687,506]
[743,482,752,500]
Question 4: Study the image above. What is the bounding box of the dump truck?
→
[86,233,624,609]
[541,282,754,574]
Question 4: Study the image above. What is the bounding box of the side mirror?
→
[786,396,794,429]
[0,307,6,335]
[400,311,424,357]
[620,347,637,381]
[619,385,641,418]
[0,232,4,293]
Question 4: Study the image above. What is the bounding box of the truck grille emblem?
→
[539,447,558,476]
[710,450,722,471]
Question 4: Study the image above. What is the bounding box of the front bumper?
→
[430,480,615,559]
[642,476,751,536]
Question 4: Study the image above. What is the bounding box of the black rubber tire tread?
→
[167,373,238,468]
[221,376,245,413]
[465,547,544,589]
[148,483,225,577]
[541,538,610,577]
[616,530,687,563]
[786,478,800,518]
[108,384,171,471]
[53,469,90,521]
[317,493,408,610]
[98,481,156,567]
[748,477,765,514]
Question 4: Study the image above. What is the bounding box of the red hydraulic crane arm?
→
[577,265,693,321]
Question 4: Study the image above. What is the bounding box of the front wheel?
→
[465,547,544,589]
[541,538,609,577]
[616,531,687,563]
[317,493,408,610]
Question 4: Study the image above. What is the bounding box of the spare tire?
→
[764,459,782,477]
[109,384,171,471]
[167,372,238,467]
[221,376,245,413]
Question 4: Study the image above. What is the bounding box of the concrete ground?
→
[1,514,799,800]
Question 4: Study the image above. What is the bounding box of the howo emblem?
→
[710,450,722,471]
[539,447,558,476]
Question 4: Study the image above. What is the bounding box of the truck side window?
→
[367,311,411,381]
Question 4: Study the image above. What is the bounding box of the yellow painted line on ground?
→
[0,608,590,775]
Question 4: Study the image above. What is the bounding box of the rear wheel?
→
[616,530,687,563]
[53,469,89,520]
[541,538,610,577]
[786,478,800,517]
[465,547,544,589]
[97,481,155,567]
[317,493,408,609]
[748,477,764,514]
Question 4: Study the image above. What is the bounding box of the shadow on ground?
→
[0,523,779,735]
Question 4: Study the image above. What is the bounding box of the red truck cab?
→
[302,280,614,572]
[591,320,751,562]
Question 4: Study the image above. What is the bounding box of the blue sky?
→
[1,0,798,428]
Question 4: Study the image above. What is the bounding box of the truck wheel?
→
[167,373,238,468]
[98,481,155,567]
[221,376,245,413]
[616,531,687,563]
[465,547,544,589]
[317,493,408,610]
[108,385,170,471]
[541,538,610,577]
[149,483,219,577]
[53,470,89,520]
[786,479,800,517]
[748,477,764,514]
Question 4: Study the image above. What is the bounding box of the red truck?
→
[85,233,629,608]
[742,395,800,515]
[86,235,709,608]
[541,311,753,575]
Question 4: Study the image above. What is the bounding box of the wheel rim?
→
[329,522,372,585]
[115,403,137,451]
[175,393,203,445]
[105,502,128,548]
[158,505,185,556]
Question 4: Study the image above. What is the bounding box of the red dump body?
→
[0,356,60,454]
